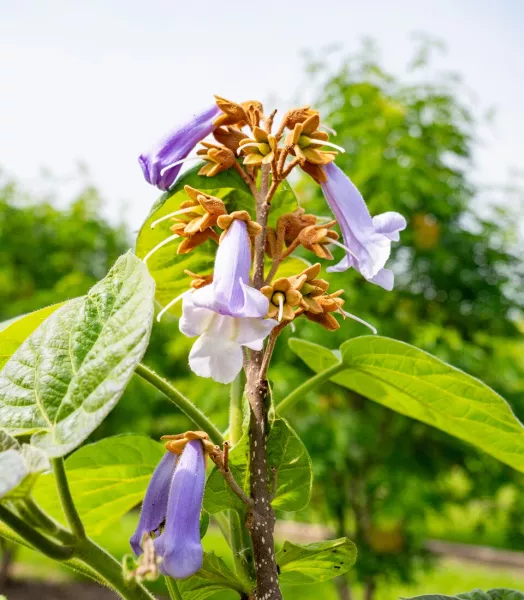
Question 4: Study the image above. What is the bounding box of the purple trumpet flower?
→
[130,441,206,579]
[192,218,268,318]
[139,105,221,191]
[321,162,406,291]
[179,217,277,383]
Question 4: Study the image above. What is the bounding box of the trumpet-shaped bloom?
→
[130,441,206,580]
[321,162,406,290]
[139,105,221,191]
[180,218,277,383]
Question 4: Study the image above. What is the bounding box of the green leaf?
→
[402,592,524,600]
[0,253,155,457]
[0,303,64,369]
[0,430,49,501]
[203,417,312,514]
[288,336,524,474]
[276,537,357,585]
[176,551,249,600]
[33,434,164,535]
[135,163,298,313]
[484,591,524,600]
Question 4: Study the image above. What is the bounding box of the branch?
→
[276,362,347,414]
[0,505,73,561]
[52,457,86,539]
[209,444,254,508]
[135,363,224,444]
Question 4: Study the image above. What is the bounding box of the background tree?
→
[265,40,524,599]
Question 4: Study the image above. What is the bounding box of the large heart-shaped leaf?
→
[0,303,64,370]
[404,591,524,600]
[0,430,49,501]
[33,434,164,535]
[204,418,312,514]
[276,538,357,585]
[177,551,250,600]
[135,163,298,311]
[288,336,524,473]
[0,253,155,457]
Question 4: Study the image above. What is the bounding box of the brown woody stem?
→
[243,162,283,600]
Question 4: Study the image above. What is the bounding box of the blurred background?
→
[1,1,524,599]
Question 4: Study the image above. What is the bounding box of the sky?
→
[0,0,523,230]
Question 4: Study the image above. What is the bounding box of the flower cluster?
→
[139,95,406,384]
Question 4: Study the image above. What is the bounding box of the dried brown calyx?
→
[213,126,248,152]
[288,263,329,314]
[197,142,237,177]
[161,430,215,455]
[184,269,213,289]
[238,126,278,167]
[304,289,345,331]
[217,210,262,243]
[294,220,339,260]
[261,277,303,321]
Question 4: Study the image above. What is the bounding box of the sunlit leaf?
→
[0,430,49,501]
[33,434,164,535]
[0,303,64,369]
[204,418,312,514]
[288,336,524,474]
[177,551,250,600]
[276,537,357,585]
[0,253,155,457]
[135,163,298,313]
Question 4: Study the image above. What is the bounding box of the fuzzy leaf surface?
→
[0,253,155,457]
[289,336,524,473]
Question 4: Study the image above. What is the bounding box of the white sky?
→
[1,0,523,230]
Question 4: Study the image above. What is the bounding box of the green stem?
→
[0,505,73,561]
[229,509,252,587]
[136,363,224,444]
[276,362,347,414]
[229,370,245,446]
[52,457,86,539]
[165,576,184,600]
[228,373,252,586]
[74,537,156,600]
[22,497,76,544]
[213,513,232,548]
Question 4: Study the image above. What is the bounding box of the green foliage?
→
[276,538,357,585]
[0,430,49,500]
[204,418,312,514]
[0,303,64,369]
[289,336,524,473]
[33,435,164,536]
[0,173,128,321]
[0,253,155,457]
[135,163,298,312]
[176,551,250,600]
[404,590,524,600]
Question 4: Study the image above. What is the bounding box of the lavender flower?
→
[130,440,205,580]
[321,162,406,290]
[180,217,277,383]
[139,105,221,191]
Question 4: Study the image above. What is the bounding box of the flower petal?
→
[321,162,405,285]
[236,317,278,349]
[372,212,407,242]
[130,451,176,556]
[162,440,205,579]
[188,334,243,384]
[179,294,216,338]
[139,105,220,191]
[369,268,394,291]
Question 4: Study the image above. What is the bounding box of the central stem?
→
[245,164,283,600]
